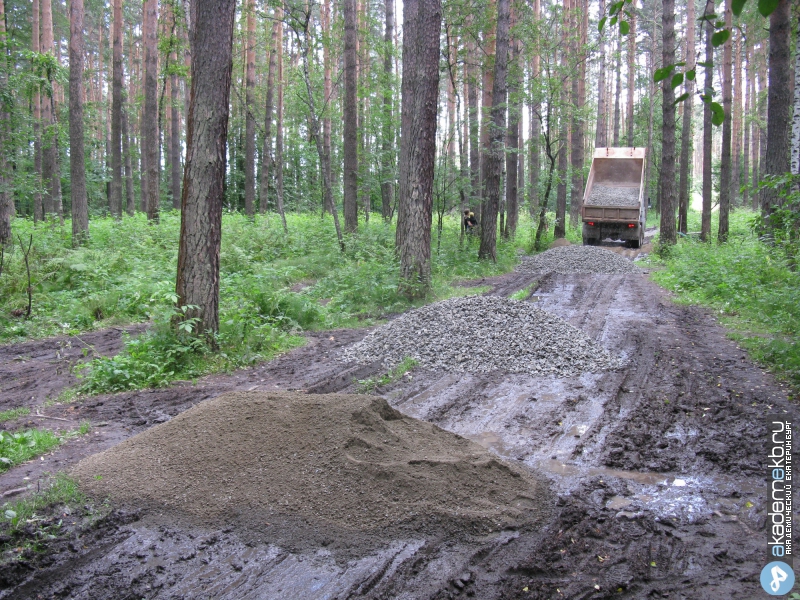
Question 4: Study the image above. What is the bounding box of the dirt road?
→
[0,250,796,599]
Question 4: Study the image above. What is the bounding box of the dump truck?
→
[581,147,646,248]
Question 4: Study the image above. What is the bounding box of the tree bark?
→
[110,0,123,218]
[569,0,588,229]
[176,0,237,335]
[323,0,333,215]
[478,0,510,260]
[594,0,607,148]
[171,72,181,210]
[275,21,286,232]
[505,35,520,238]
[122,87,135,215]
[760,0,791,218]
[701,0,714,241]
[260,12,280,215]
[143,0,159,221]
[791,11,800,179]
[478,14,497,227]
[467,30,480,211]
[659,0,677,246]
[396,0,441,295]
[41,0,60,220]
[743,33,751,208]
[69,0,88,244]
[613,34,621,146]
[718,0,732,242]
[380,0,395,220]
[677,0,695,234]
[0,0,11,245]
[626,0,637,146]
[343,0,359,232]
[732,27,742,205]
[244,0,256,218]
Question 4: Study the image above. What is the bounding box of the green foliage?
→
[510,282,537,301]
[0,407,31,424]
[651,210,800,389]
[357,357,418,393]
[0,428,61,472]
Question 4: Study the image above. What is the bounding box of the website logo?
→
[760,561,794,595]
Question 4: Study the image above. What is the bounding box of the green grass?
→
[510,282,538,301]
[0,407,30,423]
[649,209,800,390]
[0,428,61,472]
[0,473,109,561]
[0,423,92,472]
[357,357,419,393]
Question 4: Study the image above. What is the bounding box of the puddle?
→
[538,459,672,486]
[466,431,516,457]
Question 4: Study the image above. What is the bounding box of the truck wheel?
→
[629,238,640,249]
[583,236,598,246]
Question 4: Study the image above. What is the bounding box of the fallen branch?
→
[1,487,27,498]
[32,413,70,422]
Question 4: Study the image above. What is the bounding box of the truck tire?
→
[583,236,599,246]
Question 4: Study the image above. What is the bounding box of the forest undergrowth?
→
[0,211,529,393]
[651,209,800,392]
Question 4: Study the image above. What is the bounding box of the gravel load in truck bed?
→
[584,184,641,207]
[515,245,641,275]
[340,295,625,377]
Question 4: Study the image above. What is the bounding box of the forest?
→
[0,0,799,597]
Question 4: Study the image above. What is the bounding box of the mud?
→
[0,253,797,599]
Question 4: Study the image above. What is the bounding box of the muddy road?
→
[0,247,796,599]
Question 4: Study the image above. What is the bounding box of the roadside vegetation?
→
[0,212,557,394]
[0,422,91,472]
[0,474,108,563]
[651,209,800,391]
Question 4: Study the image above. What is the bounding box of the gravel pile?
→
[340,296,624,377]
[516,245,640,275]
[584,184,641,207]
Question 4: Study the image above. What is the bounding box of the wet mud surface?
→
[0,247,797,599]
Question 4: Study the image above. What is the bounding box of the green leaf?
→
[598,16,607,32]
[758,0,779,17]
[671,73,684,89]
[712,29,730,47]
[710,102,725,126]
[610,16,618,27]
[609,1,624,17]
[686,68,696,81]
[673,92,690,105]
[654,65,676,82]
[732,0,747,16]
[696,61,713,68]
[620,20,630,35]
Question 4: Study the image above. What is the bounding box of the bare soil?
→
[0,249,797,599]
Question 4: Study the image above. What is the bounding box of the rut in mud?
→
[0,244,796,599]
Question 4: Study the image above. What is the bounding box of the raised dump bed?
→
[581,147,646,248]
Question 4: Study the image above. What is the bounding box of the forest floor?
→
[0,238,796,599]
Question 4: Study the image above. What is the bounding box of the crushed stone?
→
[515,245,641,275]
[72,392,548,537]
[340,296,625,377]
[584,184,641,207]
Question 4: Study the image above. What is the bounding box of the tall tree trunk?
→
[41,0,60,219]
[176,0,237,335]
[396,0,441,295]
[757,43,767,208]
[380,0,395,220]
[0,0,11,244]
[595,0,607,148]
[276,21,287,232]
[760,0,792,218]
[732,27,742,206]
[260,12,280,215]
[33,0,42,222]
[718,0,732,242]
[659,0,677,246]
[570,0,588,228]
[478,0,510,260]
[467,30,480,211]
[677,0,695,234]
[343,0,359,232]
[323,0,333,216]
[122,88,135,215]
[701,0,714,241]
[791,11,800,179]
[143,0,159,221]
[505,34,520,238]
[244,0,256,218]
[555,4,568,240]
[613,34,621,146]
[69,0,88,243]
[743,34,751,208]
[529,0,541,215]
[110,0,123,218]
[479,17,497,227]
[171,72,181,209]
[626,0,636,146]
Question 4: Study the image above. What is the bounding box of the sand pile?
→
[73,392,548,536]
